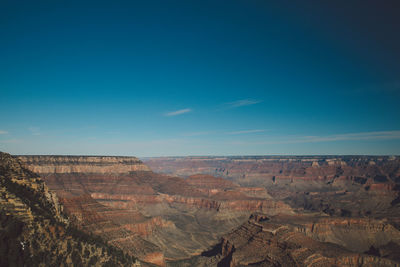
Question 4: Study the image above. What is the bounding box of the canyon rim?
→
[1,0,400,266]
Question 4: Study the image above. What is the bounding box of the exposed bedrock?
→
[19,155,150,174]
[18,155,400,266]
[298,217,400,253]
[0,152,146,266]
[144,156,400,219]
[177,214,400,267]
[143,156,400,192]
[18,155,292,266]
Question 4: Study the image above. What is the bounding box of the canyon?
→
[5,154,399,266]
[144,156,400,221]
[18,155,292,266]
[145,156,400,266]
[0,152,137,266]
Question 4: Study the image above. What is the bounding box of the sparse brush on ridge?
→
[0,152,138,267]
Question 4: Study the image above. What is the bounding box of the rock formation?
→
[0,152,138,266]
[8,154,400,266]
[144,156,400,220]
[177,213,400,266]
[19,155,150,174]
[145,156,400,266]
[17,155,292,266]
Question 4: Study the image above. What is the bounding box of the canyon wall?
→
[144,156,400,219]
[145,156,400,266]
[16,155,400,266]
[17,155,292,266]
[19,155,150,174]
[0,152,138,266]
[144,156,400,188]
[181,213,400,266]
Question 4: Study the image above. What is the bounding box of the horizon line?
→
[10,153,400,158]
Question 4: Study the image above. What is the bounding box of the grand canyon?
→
[2,152,399,266]
[2,1,399,266]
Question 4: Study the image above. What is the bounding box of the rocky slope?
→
[0,152,139,266]
[18,155,292,265]
[19,155,150,174]
[144,156,400,192]
[14,154,400,266]
[172,213,400,266]
[144,156,400,219]
[144,156,400,266]
[144,156,400,185]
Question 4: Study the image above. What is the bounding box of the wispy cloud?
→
[227,99,261,108]
[299,131,400,143]
[231,130,400,145]
[28,127,41,136]
[227,129,267,135]
[0,130,8,134]
[164,108,192,116]
[182,131,213,137]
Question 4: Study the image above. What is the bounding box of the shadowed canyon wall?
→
[144,156,400,219]
[0,152,138,266]
[13,155,400,266]
[18,155,294,266]
[19,155,150,174]
[145,156,400,266]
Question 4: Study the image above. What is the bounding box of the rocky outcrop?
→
[186,174,239,189]
[19,155,150,174]
[16,154,400,266]
[159,193,292,214]
[299,217,400,253]
[17,155,294,265]
[144,156,400,191]
[0,152,139,266]
[0,153,67,223]
[190,214,400,266]
[49,192,167,266]
[144,156,400,220]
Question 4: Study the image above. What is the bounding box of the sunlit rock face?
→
[144,156,400,219]
[179,213,400,267]
[144,156,400,188]
[19,155,150,174]
[144,156,400,266]
[0,152,140,266]
[18,155,293,266]
[17,155,400,266]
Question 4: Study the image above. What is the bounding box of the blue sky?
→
[1,0,399,156]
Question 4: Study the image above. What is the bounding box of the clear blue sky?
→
[1,0,399,156]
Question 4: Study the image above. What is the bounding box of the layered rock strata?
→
[174,214,400,266]
[0,152,139,266]
[18,155,291,266]
[144,156,400,219]
[19,155,150,174]
[18,155,400,266]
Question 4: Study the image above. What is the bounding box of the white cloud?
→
[227,129,266,135]
[298,131,400,143]
[164,108,192,116]
[0,130,8,134]
[231,130,400,145]
[227,99,261,108]
[182,131,213,137]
